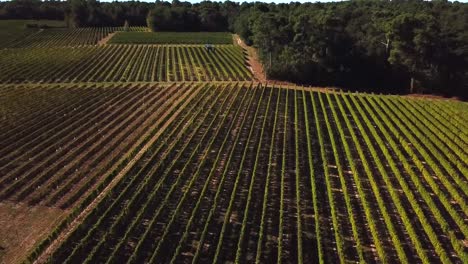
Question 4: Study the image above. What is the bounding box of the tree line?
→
[1,0,467,99]
[235,0,468,98]
[0,0,151,27]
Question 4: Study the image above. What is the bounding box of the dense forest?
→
[1,0,467,98]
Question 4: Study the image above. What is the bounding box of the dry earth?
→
[97,32,116,45]
[0,202,67,264]
[234,34,298,87]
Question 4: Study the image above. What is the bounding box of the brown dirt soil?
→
[234,35,267,83]
[97,32,116,45]
[234,35,333,89]
[0,202,67,264]
[32,84,200,264]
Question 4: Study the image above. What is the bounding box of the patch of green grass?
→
[108,32,233,44]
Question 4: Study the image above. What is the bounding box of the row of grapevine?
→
[358,95,468,260]
[0,83,93,129]
[24,83,467,264]
[45,83,241,263]
[379,97,468,211]
[148,84,251,263]
[391,98,468,190]
[0,45,252,82]
[88,85,238,263]
[101,84,218,264]
[108,32,233,44]
[3,27,148,48]
[0,82,198,209]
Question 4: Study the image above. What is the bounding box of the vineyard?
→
[0,20,67,48]
[2,27,148,48]
[0,45,251,82]
[0,82,199,209]
[15,82,466,264]
[108,32,233,44]
[0,20,466,264]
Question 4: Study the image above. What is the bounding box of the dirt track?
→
[97,32,115,45]
[234,35,266,83]
[234,35,300,87]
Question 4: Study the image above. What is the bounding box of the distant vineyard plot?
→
[109,32,233,44]
[28,83,468,264]
[0,45,251,82]
[3,27,148,48]
[0,20,66,48]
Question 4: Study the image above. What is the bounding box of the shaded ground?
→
[0,202,66,264]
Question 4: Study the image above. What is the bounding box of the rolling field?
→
[0,45,251,82]
[108,32,233,44]
[16,83,466,264]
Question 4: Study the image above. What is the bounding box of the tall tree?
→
[388,13,439,93]
[68,0,87,28]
